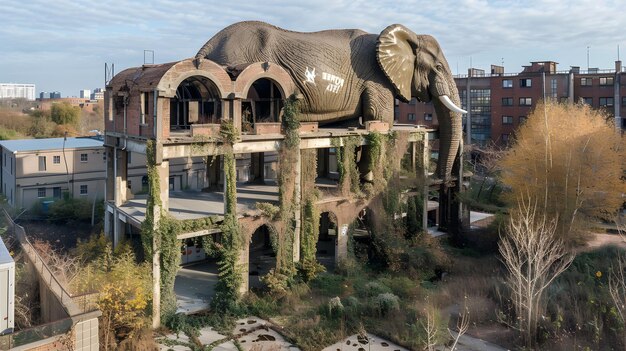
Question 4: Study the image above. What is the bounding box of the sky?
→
[1,0,625,97]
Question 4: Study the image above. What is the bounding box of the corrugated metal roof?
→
[0,137,103,153]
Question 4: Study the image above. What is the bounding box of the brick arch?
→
[240,216,279,243]
[317,199,371,227]
[233,62,297,100]
[156,58,232,99]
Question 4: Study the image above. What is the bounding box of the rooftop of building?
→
[0,137,103,153]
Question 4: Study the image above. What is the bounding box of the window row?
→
[581,97,623,107]
[502,78,532,88]
[37,185,89,198]
[38,153,89,171]
[581,76,614,86]
[502,97,533,106]
[501,116,526,125]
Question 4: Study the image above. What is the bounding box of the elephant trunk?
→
[433,75,463,182]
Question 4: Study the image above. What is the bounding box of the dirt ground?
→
[20,220,100,252]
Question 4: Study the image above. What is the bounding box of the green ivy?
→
[211,122,244,312]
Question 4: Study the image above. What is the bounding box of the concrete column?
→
[114,150,128,206]
[293,151,301,262]
[230,99,242,134]
[239,243,249,294]
[113,210,126,247]
[422,135,430,232]
[151,159,169,329]
[105,147,114,202]
[104,206,112,239]
[157,160,170,212]
[335,223,349,263]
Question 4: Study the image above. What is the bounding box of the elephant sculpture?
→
[196,21,465,181]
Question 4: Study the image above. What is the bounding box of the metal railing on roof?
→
[454,68,622,79]
[1,210,99,316]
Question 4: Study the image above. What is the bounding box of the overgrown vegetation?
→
[499,101,626,242]
[72,236,152,350]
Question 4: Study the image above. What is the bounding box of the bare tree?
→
[448,296,470,351]
[422,306,438,351]
[498,198,574,348]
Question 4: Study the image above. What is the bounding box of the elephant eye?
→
[435,64,443,71]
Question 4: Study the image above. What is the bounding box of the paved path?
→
[157,317,299,350]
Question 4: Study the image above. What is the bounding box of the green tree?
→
[50,102,80,126]
[499,101,626,241]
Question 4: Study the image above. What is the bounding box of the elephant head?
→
[376,24,465,182]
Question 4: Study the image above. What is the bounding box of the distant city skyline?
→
[1,0,625,97]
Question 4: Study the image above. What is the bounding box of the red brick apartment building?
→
[396,60,626,146]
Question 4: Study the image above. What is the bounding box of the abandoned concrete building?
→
[103,22,466,327]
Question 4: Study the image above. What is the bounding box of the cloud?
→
[0,0,624,94]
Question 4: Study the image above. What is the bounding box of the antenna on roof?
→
[144,50,155,65]
[105,63,115,87]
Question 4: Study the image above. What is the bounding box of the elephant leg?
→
[361,81,394,125]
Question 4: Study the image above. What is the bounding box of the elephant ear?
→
[377,24,417,102]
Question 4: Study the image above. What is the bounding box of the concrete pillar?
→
[422,136,430,232]
[104,206,113,238]
[229,99,242,134]
[239,243,249,294]
[105,146,114,202]
[151,159,169,329]
[335,222,349,263]
[293,151,301,262]
[113,210,126,248]
[157,160,170,212]
[114,149,128,206]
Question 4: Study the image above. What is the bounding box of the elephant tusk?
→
[439,95,467,114]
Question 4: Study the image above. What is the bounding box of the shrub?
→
[310,273,344,297]
[360,281,391,298]
[373,292,400,316]
[327,296,344,318]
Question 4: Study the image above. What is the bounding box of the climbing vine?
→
[332,135,362,197]
[272,94,301,279]
[210,120,244,312]
[299,148,324,281]
[141,140,222,321]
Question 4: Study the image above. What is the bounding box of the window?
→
[502,97,513,106]
[599,77,614,86]
[502,79,513,88]
[583,97,593,105]
[80,184,88,195]
[580,77,592,86]
[37,188,46,198]
[53,187,61,199]
[519,97,532,106]
[53,155,60,164]
[80,153,88,162]
[502,116,513,124]
[501,134,510,142]
[409,98,417,105]
[38,156,46,171]
[599,97,614,107]
[551,78,557,99]
[424,113,433,121]
[520,78,532,87]
[519,116,527,124]
[127,180,132,189]
[407,113,416,121]
[127,152,132,164]
[622,96,626,106]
